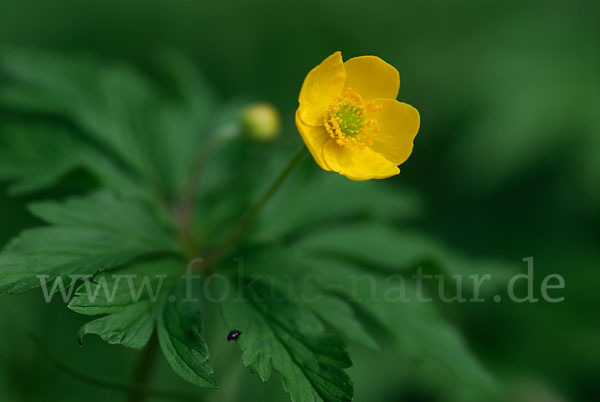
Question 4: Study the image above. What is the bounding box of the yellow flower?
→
[296,51,420,181]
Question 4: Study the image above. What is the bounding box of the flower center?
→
[323,88,382,150]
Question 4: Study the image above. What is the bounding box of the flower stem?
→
[202,146,307,272]
[174,137,218,257]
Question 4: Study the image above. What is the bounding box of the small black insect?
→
[227,329,242,341]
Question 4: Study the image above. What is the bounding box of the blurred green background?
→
[0,0,598,401]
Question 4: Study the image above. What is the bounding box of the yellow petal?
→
[298,51,346,126]
[343,56,400,101]
[323,139,399,181]
[369,99,420,165]
[295,111,331,171]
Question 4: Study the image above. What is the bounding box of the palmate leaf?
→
[236,249,377,350]
[217,223,505,400]
[0,49,222,390]
[0,48,162,178]
[0,191,180,294]
[0,48,220,199]
[69,259,181,348]
[0,48,500,401]
[300,256,494,389]
[221,278,354,402]
[289,223,501,387]
[230,246,495,395]
[69,258,218,387]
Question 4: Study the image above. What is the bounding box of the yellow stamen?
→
[323,88,381,150]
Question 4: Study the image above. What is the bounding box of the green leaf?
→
[69,258,181,349]
[0,192,179,294]
[304,256,494,389]
[77,303,155,349]
[233,248,494,392]
[252,166,422,242]
[157,276,217,388]
[69,257,218,386]
[301,294,378,351]
[0,122,145,195]
[294,222,513,293]
[221,278,353,402]
[229,249,377,350]
[0,124,85,195]
[0,48,160,177]
[294,222,445,270]
[0,48,219,199]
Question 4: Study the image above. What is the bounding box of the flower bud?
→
[242,103,281,143]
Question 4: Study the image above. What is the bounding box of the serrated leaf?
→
[0,192,179,294]
[29,192,175,247]
[298,255,494,389]
[234,248,494,391]
[157,277,217,388]
[69,258,181,349]
[0,48,218,199]
[0,123,144,195]
[221,278,353,402]
[231,249,377,350]
[76,302,155,349]
[0,48,159,177]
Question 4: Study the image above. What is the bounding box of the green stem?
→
[129,333,160,402]
[202,146,307,272]
[27,333,202,402]
[174,137,218,257]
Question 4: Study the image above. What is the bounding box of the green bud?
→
[242,103,281,143]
